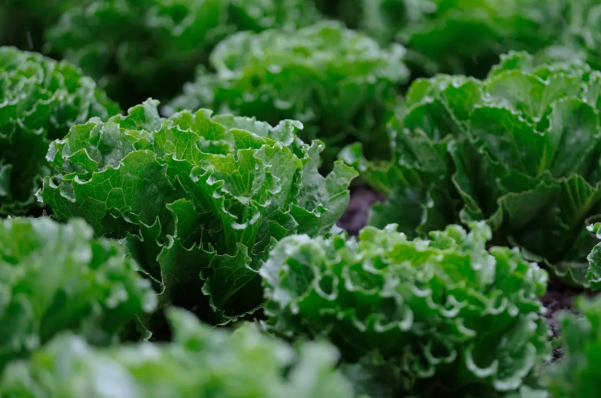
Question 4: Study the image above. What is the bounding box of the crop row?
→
[3,1,601,397]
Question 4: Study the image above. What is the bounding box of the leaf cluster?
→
[40,99,357,325]
[0,217,155,373]
[0,308,354,398]
[0,47,119,216]
[312,0,566,78]
[344,52,601,286]
[261,222,551,397]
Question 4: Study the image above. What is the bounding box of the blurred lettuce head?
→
[0,216,155,372]
[0,308,354,398]
[45,0,321,107]
[309,0,565,78]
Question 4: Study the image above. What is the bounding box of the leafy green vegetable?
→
[226,0,320,31]
[40,99,357,325]
[542,295,601,398]
[166,21,409,171]
[312,0,565,78]
[0,47,119,216]
[402,0,565,77]
[343,51,601,286]
[0,308,354,398]
[261,222,551,397]
[537,0,601,73]
[46,0,320,108]
[0,217,155,373]
[309,0,430,45]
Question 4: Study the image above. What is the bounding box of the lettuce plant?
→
[343,51,601,286]
[0,217,155,373]
[542,295,601,398]
[226,0,320,32]
[538,0,601,73]
[0,47,119,216]
[46,0,319,108]
[261,222,551,397]
[0,308,354,398]
[309,0,432,46]
[584,223,601,289]
[40,99,356,324]
[397,0,564,77]
[166,21,409,171]
[312,0,564,78]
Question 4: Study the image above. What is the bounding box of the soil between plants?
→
[337,185,385,237]
[337,185,594,361]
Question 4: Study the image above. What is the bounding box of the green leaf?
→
[369,186,458,239]
[483,69,582,122]
[469,106,547,178]
[544,98,601,180]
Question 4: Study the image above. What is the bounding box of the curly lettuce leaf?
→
[166,21,409,172]
[0,308,354,398]
[0,47,119,216]
[584,222,601,289]
[346,52,601,286]
[0,217,156,373]
[261,222,551,397]
[40,99,357,324]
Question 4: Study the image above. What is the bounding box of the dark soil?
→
[541,278,581,339]
[337,185,596,362]
[540,280,580,361]
[337,185,385,237]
